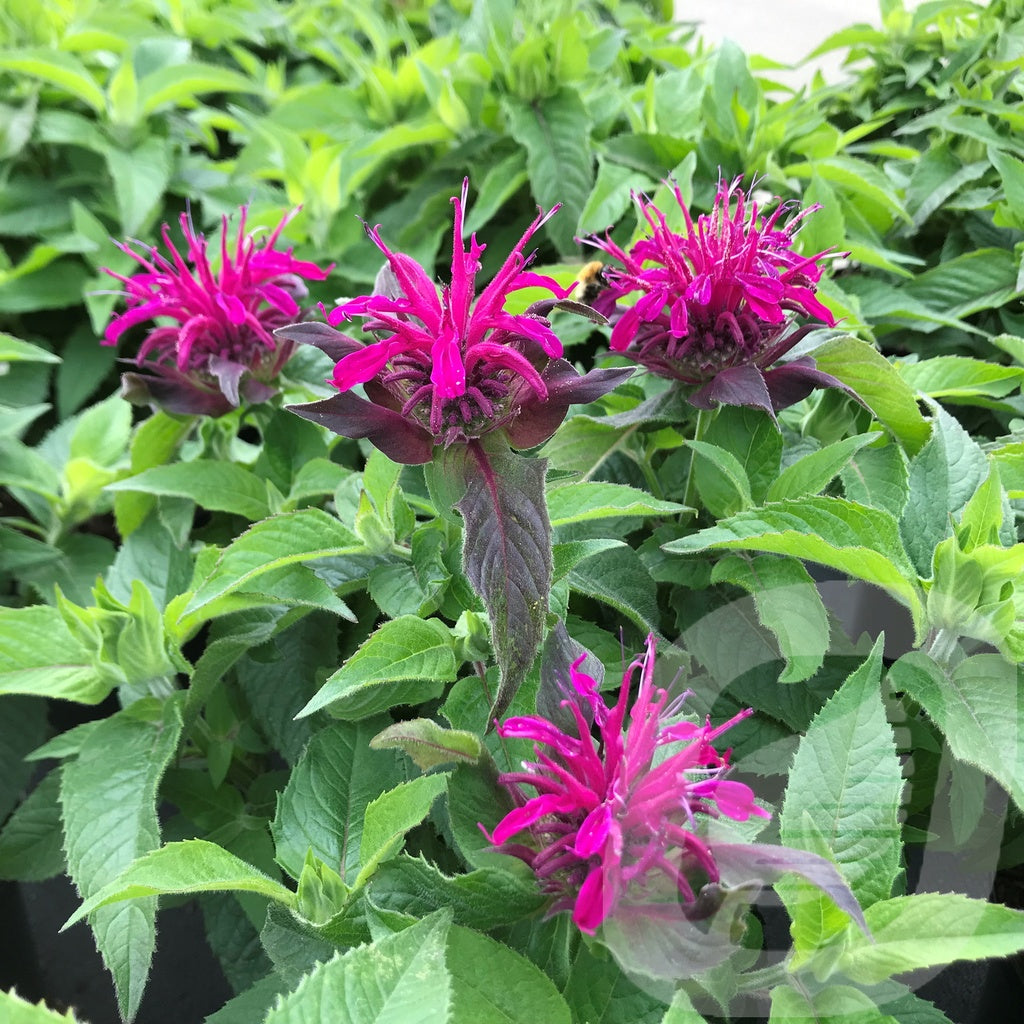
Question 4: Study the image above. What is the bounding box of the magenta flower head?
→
[102,206,332,416]
[585,177,854,417]
[284,179,631,464]
[485,633,769,935]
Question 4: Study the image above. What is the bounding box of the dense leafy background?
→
[3,0,1024,1022]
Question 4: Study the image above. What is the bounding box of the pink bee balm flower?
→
[586,177,853,417]
[102,206,332,415]
[485,633,769,935]
[284,179,631,464]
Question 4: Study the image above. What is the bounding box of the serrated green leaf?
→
[357,774,450,886]
[660,989,707,1023]
[688,439,752,517]
[900,404,989,575]
[766,432,881,503]
[504,89,594,254]
[182,508,362,617]
[769,983,897,1023]
[60,697,184,1021]
[898,355,1024,403]
[297,616,457,720]
[566,545,660,634]
[832,893,1024,985]
[447,924,573,1024]
[62,839,295,929]
[779,637,902,918]
[904,248,1023,320]
[138,61,259,115]
[271,718,405,883]
[712,554,830,682]
[0,769,65,881]
[703,404,782,505]
[103,136,171,236]
[888,652,1024,811]
[370,718,482,772]
[811,336,931,455]
[0,605,112,703]
[264,913,451,1024]
[665,497,925,639]
[563,942,669,1024]
[547,481,689,526]
[0,989,86,1023]
[840,440,909,517]
[367,854,546,929]
[106,460,269,521]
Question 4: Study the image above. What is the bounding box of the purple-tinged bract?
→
[586,177,853,417]
[102,207,331,415]
[284,179,631,464]
[485,633,769,934]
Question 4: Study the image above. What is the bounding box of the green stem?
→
[682,407,712,510]
[925,627,959,666]
[733,961,791,993]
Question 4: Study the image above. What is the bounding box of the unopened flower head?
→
[102,206,331,414]
[485,634,769,934]
[585,178,850,415]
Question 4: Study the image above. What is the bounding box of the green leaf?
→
[766,432,881,503]
[504,88,594,254]
[566,545,660,634]
[458,445,550,721]
[367,855,546,930]
[103,136,172,236]
[182,508,362,617]
[271,718,405,883]
[106,461,269,521]
[665,497,925,639]
[297,616,457,720]
[0,332,60,363]
[0,49,105,112]
[660,990,707,1023]
[0,605,113,703]
[357,774,450,886]
[563,942,669,1024]
[769,983,897,1023]
[264,913,451,1024]
[547,481,689,526]
[840,439,909,518]
[114,412,194,537]
[688,439,753,517]
[900,404,989,575]
[60,697,184,1021]
[446,924,573,1024]
[778,636,903,966]
[0,990,86,1023]
[0,769,65,882]
[703,404,782,505]
[811,336,931,455]
[711,554,830,682]
[904,248,1023,320]
[370,718,482,772]
[832,893,1024,985]
[62,839,296,929]
[137,61,259,115]
[0,696,47,821]
[898,355,1024,404]
[888,652,1024,811]
[788,155,910,224]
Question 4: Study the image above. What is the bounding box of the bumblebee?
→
[573,260,608,307]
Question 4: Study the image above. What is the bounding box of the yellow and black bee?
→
[573,260,608,307]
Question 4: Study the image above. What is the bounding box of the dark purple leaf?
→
[713,841,868,934]
[689,364,776,418]
[274,321,364,362]
[763,357,865,412]
[119,370,234,416]
[458,443,551,722]
[287,392,434,465]
[537,621,604,731]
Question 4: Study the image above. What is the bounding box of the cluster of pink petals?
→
[486,634,769,935]
[325,179,574,443]
[586,177,839,390]
[102,207,331,410]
